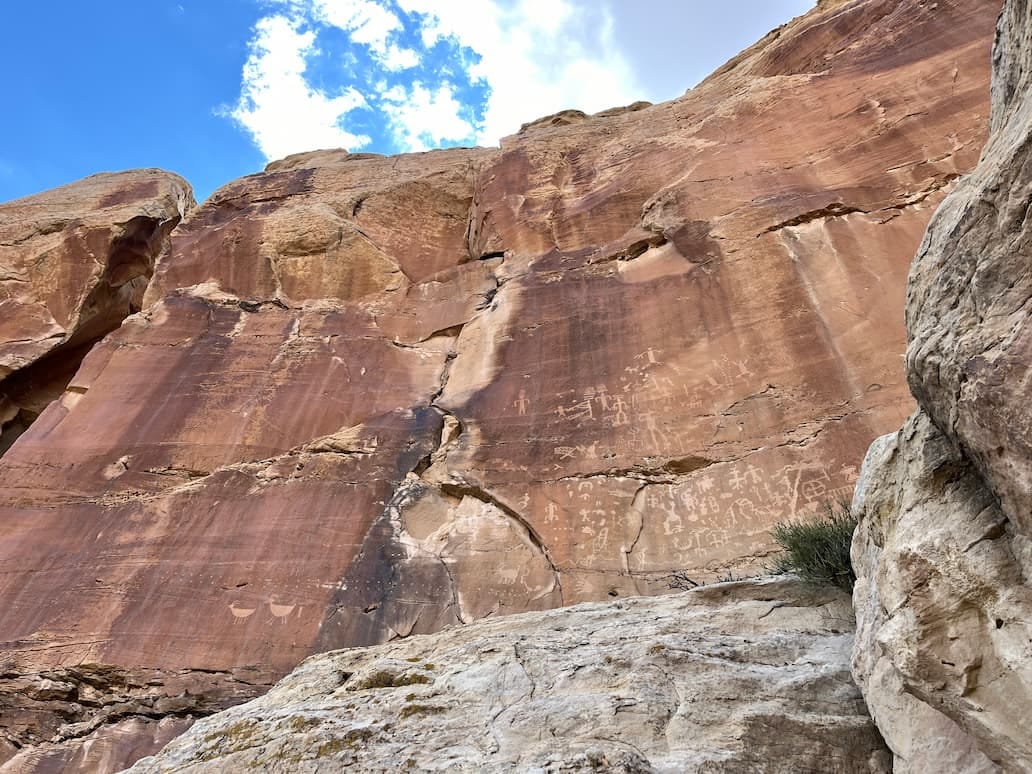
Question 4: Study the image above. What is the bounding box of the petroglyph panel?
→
[631,450,861,576]
[518,477,644,575]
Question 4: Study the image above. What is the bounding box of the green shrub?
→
[768,501,857,593]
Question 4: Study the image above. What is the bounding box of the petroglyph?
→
[228,602,257,624]
[269,601,297,623]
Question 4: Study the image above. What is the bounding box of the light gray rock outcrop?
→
[125,578,889,773]
[851,1,1032,770]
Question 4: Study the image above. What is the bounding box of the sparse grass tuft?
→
[399,703,445,719]
[768,501,858,593]
[354,670,431,690]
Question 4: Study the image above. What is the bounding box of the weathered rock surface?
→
[0,0,1002,770]
[0,170,194,455]
[0,665,262,774]
[851,0,1032,770]
[125,578,889,773]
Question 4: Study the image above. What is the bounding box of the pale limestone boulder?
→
[851,1,1032,768]
[905,0,1032,536]
[126,578,889,773]
[851,416,1025,772]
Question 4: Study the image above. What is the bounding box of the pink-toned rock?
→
[0,170,193,454]
[0,0,1001,770]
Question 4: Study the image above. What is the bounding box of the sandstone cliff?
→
[0,0,1002,770]
[851,0,1032,770]
[0,171,193,456]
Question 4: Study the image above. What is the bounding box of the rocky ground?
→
[125,578,889,773]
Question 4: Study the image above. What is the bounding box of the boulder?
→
[0,170,193,454]
[126,579,890,773]
[851,0,1032,769]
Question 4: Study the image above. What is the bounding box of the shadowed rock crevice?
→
[760,173,965,236]
[0,665,264,772]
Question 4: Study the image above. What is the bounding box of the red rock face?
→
[0,0,1001,770]
[0,170,194,455]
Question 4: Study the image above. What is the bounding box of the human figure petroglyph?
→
[677,489,701,521]
[611,396,630,426]
[707,530,731,549]
[514,389,531,416]
[728,465,763,492]
[704,355,754,389]
[545,502,560,523]
[635,548,650,569]
[637,410,665,448]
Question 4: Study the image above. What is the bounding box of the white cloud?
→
[231,0,649,161]
[306,0,401,55]
[395,0,643,144]
[229,14,371,160]
[229,1,818,162]
[381,43,420,71]
[381,82,476,151]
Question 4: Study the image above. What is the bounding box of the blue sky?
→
[0,1,814,204]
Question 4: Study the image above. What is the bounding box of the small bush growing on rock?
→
[769,501,857,593]
[354,670,430,690]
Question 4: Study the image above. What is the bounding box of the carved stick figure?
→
[611,396,630,426]
[514,389,530,416]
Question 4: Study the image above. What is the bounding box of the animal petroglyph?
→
[269,601,297,623]
[228,602,257,623]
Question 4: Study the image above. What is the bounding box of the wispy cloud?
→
[228,13,371,161]
[230,0,645,162]
[397,0,642,146]
[381,82,475,151]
